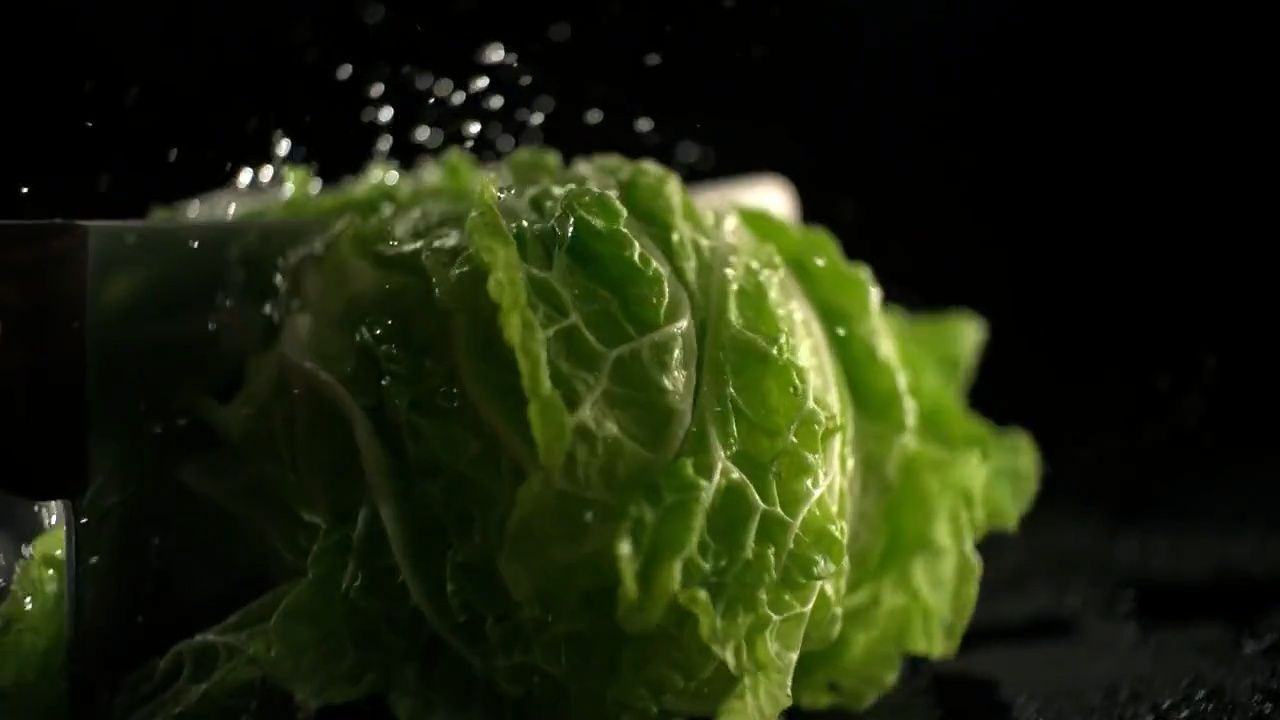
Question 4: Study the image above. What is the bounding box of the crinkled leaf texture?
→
[0,527,68,717]
[97,148,1036,720]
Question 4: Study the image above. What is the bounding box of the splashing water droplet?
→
[633,116,655,133]
[384,169,400,186]
[336,63,354,81]
[436,386,461,408]
[583,107,604,125]
[376,104,395,124]
[478,42,506,65]
[482,94,505,111]
[412,124,432,143]
[257,164,275,183]
[674,139,702,164]
[547,21,571,42]
[468,75,491,92]
[23,596,33,611]
[432,77,454,97]
[448,90,467,106]
[374,133,394,155]
[368,81,386,99]
[528,111,545,126]
[308,177,324,195]
[235,166,254,189]
[274,135,293,158]
[362,2,386,24]
[461,120,482,138]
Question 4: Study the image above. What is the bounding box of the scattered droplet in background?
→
[432,77,455,97]
[335,63,354,81]
[634,116,655,133]
[362,2,386,25]
[674,139,702,164]
[583,108,604,125]
[547,22,572,42]
[477,42,506,65]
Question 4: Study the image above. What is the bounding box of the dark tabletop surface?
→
[1,2,1271,718]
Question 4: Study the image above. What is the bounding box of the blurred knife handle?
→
[0,223,88,502]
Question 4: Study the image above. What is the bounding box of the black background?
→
[1,1,1273,717]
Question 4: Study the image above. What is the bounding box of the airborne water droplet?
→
[547,21,571,42]
[436,386,461,408]
[432,77,455,97]
[477,42,506,65]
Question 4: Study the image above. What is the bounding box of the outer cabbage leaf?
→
[0,527,68,718]
[738,209,1040,712]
